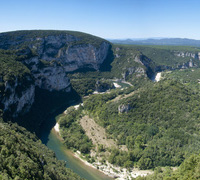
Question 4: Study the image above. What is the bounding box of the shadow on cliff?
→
[99,45,114,72]
[13,87,81,142]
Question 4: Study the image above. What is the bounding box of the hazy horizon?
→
[107,37,200,40]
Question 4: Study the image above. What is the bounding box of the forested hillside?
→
[162,68,200,91]
[82,80,200,169]
[0,122,84,180]
[59,79,200,176]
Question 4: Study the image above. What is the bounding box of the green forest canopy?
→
[0,122,84,180]
[82,80,200,169]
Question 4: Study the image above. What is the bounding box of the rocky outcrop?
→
[155,59,196,72]
[173,51,200,68]
[122,55,149,80]
[118,104,131,113]
[122,67,146,80]
[177,59,195,69]
[174,51,200,60]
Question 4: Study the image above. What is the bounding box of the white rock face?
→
[24,56,71,92]
[16,85,35,113]
[21,34,110,92]
[174,51,200,59]
[35,35,110,73]
[59,42,110,72]
[35,64,71,92]
[121,54,151,80]
[2,78,35,117]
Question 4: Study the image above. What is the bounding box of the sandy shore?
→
[113,82,121,88]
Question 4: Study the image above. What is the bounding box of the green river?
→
[39,113,113,180]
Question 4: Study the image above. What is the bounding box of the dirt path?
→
[80,115,117,149]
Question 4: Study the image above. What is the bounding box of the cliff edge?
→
[0,30,111,118]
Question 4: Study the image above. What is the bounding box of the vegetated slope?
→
[58,88,135,162]
[0,122,84,180]
[0,49,31,82]
[130,45,199,66]
[83,80,200,169]
[112,44,200,68]
[136,154,200,180]
[68,44,200,97]
[162,68,200,91]
[59,106,93,154]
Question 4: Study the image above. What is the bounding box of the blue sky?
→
[1,0,200,39]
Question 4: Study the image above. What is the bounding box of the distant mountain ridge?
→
[109,38,200,47]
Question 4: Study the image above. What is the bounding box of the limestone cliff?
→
[0,74,35,117]
[122,54,154,80]
[174,51,200,60]
[0,30,110,91]
[133,51,200,78]
[155,58,197,72]
[122,51,200,81]
[0,30,111,117]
